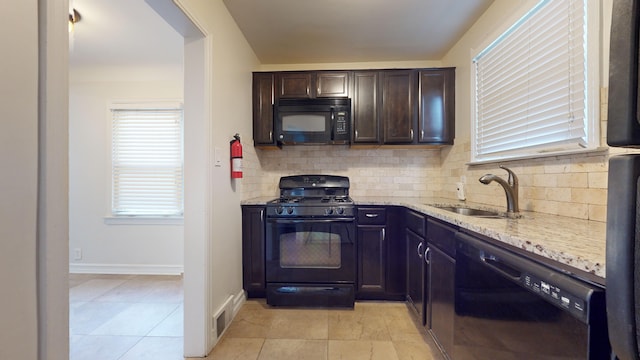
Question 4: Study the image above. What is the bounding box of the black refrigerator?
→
[607,1,640,359]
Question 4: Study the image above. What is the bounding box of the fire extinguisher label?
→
[232,158,242,171]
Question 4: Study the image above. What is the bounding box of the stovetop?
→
[266,196,354,218]
[269,196,353,205]
[267,175,354,218]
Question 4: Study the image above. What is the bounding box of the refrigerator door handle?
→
[606,155,640,360]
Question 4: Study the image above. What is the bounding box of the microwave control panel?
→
[335,111,348,134]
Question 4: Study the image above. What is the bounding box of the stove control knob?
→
[325,208,334,215]
[276,206,284,215]
[286,207,294,215]
[336,207,344,215]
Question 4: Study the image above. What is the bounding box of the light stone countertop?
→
[241,196,606,283]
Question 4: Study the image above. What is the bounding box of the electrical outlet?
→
[73,248,82,260]
[456,182,466,201]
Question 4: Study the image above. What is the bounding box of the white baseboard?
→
[232,289,246,316]
[69,263,184,275]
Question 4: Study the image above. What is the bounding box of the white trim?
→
[232,290,246,317]
[467,146,609,166]
[69,263,184,275]
[103,216,184,225]
[110,100,183,110]
[39,0,70,359]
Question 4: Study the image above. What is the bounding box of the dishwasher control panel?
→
[521,273,586,321]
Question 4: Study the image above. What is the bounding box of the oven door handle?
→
[267,218,355,224]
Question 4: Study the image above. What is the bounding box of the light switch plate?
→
[214,147,222,167]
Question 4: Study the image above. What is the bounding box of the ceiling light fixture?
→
[68,9,81,33]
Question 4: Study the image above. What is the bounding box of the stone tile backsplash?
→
[242,145,443,199]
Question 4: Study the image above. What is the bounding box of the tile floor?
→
[69,274,184,360]
[70,274,444,360]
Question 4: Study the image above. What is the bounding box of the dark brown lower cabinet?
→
[405,209,427,322]
[425,218,457,357]
[357,206,405,300]
[406,228,426,323]
[241,205,266,297]
[358,225,386,294]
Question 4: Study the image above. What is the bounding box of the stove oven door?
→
[265,217,356,306]
[266,217,356,283]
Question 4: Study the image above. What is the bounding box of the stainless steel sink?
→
[431,206,505,218]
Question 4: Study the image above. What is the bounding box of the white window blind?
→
[111,104,184,217]
[472,0,597,162]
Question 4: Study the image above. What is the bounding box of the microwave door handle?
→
[330,108,335,141]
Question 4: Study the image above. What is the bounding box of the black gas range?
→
[266,175,355,218]
[264,175,356,307]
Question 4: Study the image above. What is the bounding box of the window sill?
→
[104,216,184,225]
[467,146,609,166]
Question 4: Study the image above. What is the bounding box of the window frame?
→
[105,100,185,223]
[469,0,602,164]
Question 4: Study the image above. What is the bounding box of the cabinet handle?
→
[417,242,423,257]
[365,213,379,218]
[424,247,431,265]
[355,130,359,139]
[382,228,386,241]
[269,131,273,142]
[421,129,424,141]
[260,209,264,221]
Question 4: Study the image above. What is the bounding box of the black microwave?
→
[274,98,351,145]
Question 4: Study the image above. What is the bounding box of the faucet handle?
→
[499,165,518,186]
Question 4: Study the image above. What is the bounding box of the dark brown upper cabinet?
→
[418,69,455,145]
[316,72,350,97]
[277,72,313,99]
[252,68,455,148]
[352,71,380,143]
[381,70,418,144]
[277,71,350,99]
[252,72,275,146]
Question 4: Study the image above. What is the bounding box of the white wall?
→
[0,1,39,358]
[2,0,70,358]
[69,77,185,273]
[174,0,260,355]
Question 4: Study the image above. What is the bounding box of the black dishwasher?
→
[454,232,609,360]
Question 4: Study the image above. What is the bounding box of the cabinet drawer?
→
[357,208,387,225]
[427,218,456,257]
[406,210,425,237]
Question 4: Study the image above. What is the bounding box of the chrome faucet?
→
[479,165,519,213]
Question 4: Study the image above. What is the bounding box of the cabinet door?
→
[381,70,417,143]
[242,206,266,296]
[418,69,455,144]
[358,225,386,294]
[384,207,406,297]
[427,245,455,357]
[277,72,313,99]
[406,229,425,324]
[352,71,380,143]
[252,73,275,145]
[316,71,350,97]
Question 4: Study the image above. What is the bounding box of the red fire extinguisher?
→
[230,133,243,179]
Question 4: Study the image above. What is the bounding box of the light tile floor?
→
[69,274,184,360]
[70,274,444,360]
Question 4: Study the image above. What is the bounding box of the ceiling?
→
[68,0,183,70]
[69,0,494,68]
[222,0,494,64]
